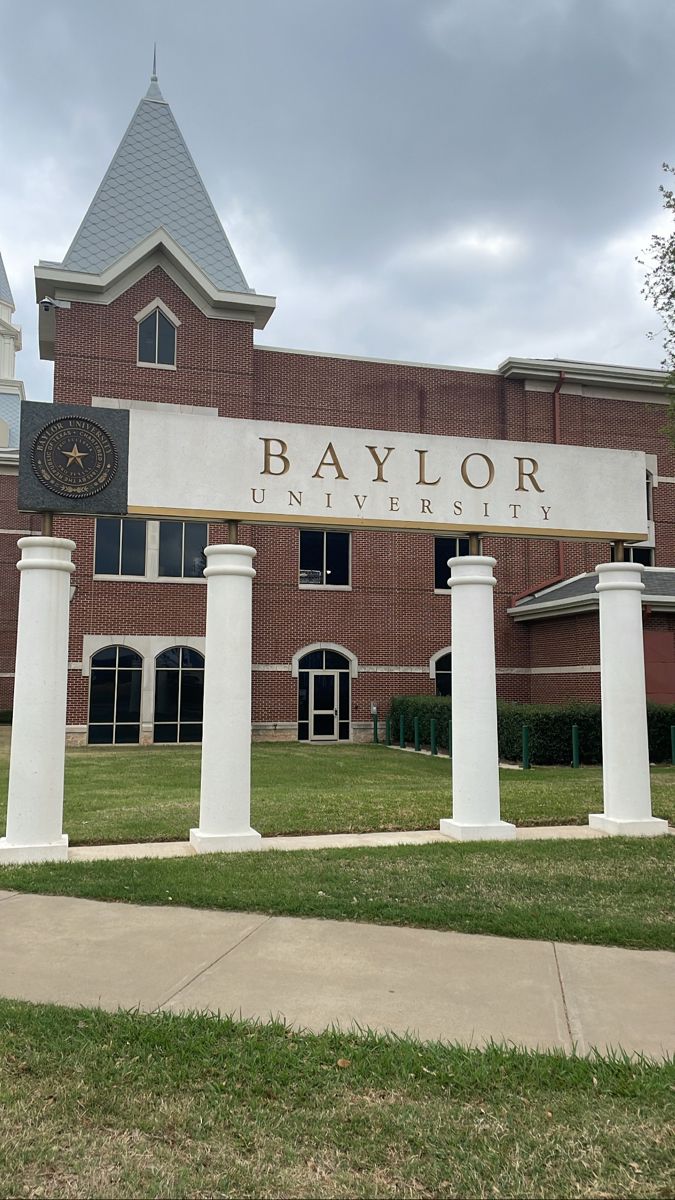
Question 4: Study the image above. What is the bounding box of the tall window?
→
[434,536,471,591]
[154,647,205,743]
[95,518,147,576]
[159,521,207,578]
[434,652,452,697]
[299,531,350,587]
[88,646,142,744]
[138,308,176,366]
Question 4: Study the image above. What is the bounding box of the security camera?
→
[41,297,69,312]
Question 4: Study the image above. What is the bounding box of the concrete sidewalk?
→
[1,890,673,1059]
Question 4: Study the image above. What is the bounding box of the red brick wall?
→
[1,265,673,732]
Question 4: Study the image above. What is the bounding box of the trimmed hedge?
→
[0,710,11,725]
[387,696,675,765]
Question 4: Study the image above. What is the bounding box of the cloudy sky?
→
[2,0,674,402]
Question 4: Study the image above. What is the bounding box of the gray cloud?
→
[1,0,673,403]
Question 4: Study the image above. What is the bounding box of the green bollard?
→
[448,719,452,760]
[671,725,675,766]
[572,724,580,769]
[373,714,379,744]
[522,724,530,770]
[399,714,405,749]
[430,718,437,755]
[414,715,421,752]
[385,717,391,746]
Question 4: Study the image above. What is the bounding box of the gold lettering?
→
[325,493,332,508]
[515,456,544,493]
[366,445,395,482]
[260,437,290,476]
[288,490,303,507]
[251,488,266,504]
[312,441,348,480]
[416,449,440,486]
[420,498,433,514]
[483,501,490,517]
[354,494,368,510]
[541,505,551,521]
[389,496,399,512]
[453,500,463,516]
[460,453,495,490]
[509,503,521,518]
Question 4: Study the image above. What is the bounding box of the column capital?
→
[595,562,644,593]
[16,536,76,574]
[203,544,256,580]
[449,555,497,589]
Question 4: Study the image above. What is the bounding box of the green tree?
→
[641,163,675,443]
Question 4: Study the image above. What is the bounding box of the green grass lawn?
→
[2,837,673,950]
[1,1000,672,1200]
[0,734,673,845]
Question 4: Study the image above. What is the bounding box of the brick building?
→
[1,72,674,743]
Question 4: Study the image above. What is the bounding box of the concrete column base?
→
[189,828,262,854]
[0,835,69,864]
[589,814,668,838]
[439,819,516,842]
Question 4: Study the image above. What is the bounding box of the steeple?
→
[59,73,251,294]
[0,250,23,451]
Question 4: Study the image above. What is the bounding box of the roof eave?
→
[509,592,675,622]
[499,356,672,395]
[35,228,277,358]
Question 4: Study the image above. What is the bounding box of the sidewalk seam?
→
[552,941,576,1052]
[154,914,273,1012]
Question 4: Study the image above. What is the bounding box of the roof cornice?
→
[0,378,25,402]
[499,356,671,395]
[35,228,276,358]
[508,590,675,621]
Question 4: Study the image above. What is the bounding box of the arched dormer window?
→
[135,299,180,369]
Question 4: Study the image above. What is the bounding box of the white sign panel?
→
[127,409,648,541]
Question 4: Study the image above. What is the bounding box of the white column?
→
[440,555,515,841]
[190,544,262,853]
[589,562,667,837]
[0,536,75,864]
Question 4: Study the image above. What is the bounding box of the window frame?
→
[153,646,205,744]
[158,520,208,581]
[93,517,148,580]
[433,535,473,593]
[87,645,143,745]
[93,518,208,584]
[134,299,180,371]
[298,529,352,590]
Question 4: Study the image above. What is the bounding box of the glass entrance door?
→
[311,671,338,741]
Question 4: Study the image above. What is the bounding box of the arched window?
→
[138,308,176,366]
[154,647,205,743]
[297,648,351,742]
[88,646,142,744]
[434,652,452,697]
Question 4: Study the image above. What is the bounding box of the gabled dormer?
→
[35,69,275,360]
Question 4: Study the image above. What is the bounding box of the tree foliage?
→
[641,163,675,443]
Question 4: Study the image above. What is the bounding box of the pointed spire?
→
[61,74,251,294]
[0,249,14,309]
[145,45,163,101]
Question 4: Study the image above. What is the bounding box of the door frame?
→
[309,670,339,742]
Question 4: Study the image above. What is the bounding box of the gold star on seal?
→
[63,442,89,469]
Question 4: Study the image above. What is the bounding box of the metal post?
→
[572,724,580,769]
[671,725,675,767]
[373,714,379,744]
[414,715,421,751]
[448,719,452,760]
[522,725,530,770]
[430,718,437,755]
[399,714,405,749]
[385,717,391,746]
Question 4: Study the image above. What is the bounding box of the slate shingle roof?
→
[0,251,14,307]
[61,79,251,294]
[514,568,675,609]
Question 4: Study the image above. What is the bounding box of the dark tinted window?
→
[299,530,323,585]
[138,313,156,362]
[157,311,176,365]
[159,522,183,576]
[326,532,349,586]
[121,520,146,576]
[184,523,207,577]
[95,519,121,575]
[434,537,470,590]
[299,530,350,586]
